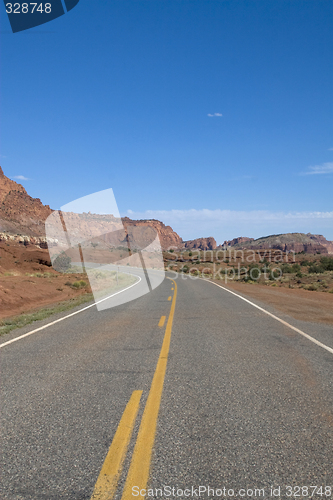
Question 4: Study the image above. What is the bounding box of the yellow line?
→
[158,316,166,328]
[168,296,172,301]
[121,279,177,500]
[91,390,142,500]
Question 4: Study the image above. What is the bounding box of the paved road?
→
[1,274,332,500]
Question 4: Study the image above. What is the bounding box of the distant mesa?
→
[222,233,333,255]
[223,236,254,247]
[183,237,217,251]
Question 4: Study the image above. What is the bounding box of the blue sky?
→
[1,0,332,243]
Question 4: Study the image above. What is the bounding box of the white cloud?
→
[207,113,222,117]
[328,148,333,151]
[125,208,333,222]
[301,162,333,175]
[123,208,333,243]
[13,175,30,181]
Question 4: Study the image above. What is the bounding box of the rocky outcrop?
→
[0,232,57,249]
[0,166,52,236]
[308,234,333,254]
[223,236,254,247]
[183,237,217,250]
[122,218,183,251]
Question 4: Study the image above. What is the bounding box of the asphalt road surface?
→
[1,273,332,500]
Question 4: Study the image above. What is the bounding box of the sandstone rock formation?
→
[0,166,52,236]
[0,167,183,251]
[183,237,217,250]
[223,232,333,254]
[307,233,333,254]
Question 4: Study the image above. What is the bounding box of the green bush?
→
[270,269,281,280]
[53,253,71,272]
[291,263,301,273]
[248,265,260,280]
[320,256,333,271]
[308,264,325,274]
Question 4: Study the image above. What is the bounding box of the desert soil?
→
[213,280,333,325]
[0,241,91,321]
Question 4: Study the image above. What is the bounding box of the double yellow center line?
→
[91,279,177,500]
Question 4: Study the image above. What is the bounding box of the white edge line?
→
[0,275,142,349]
[203,278,333,355]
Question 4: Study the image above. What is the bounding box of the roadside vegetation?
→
[0,293,94,337]
[0,269,138,337]
[163,250,333,293]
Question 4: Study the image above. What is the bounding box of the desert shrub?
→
[304,284,317,291]
[72,280,87,289]
[248,265,260,280]
[320,256,333,271]
[270,269,281,280]
[53,253,71,273]
[291,263,301,273]
[189,252,193,257]
[301,259,309,266]
[181,265,189,273]
[308,264,325,274]
[281,264,292,274]
[295,271,303,278]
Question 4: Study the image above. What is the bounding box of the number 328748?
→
[5,3,52,14]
